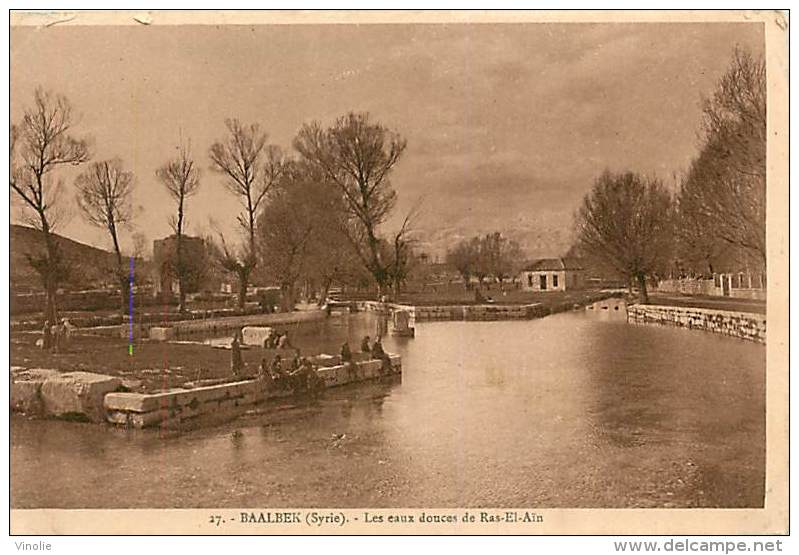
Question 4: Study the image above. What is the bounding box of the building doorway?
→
[540,274,547,290]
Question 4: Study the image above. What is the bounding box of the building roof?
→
[522,257,584,272]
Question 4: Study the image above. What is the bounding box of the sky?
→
[10,21,764,259]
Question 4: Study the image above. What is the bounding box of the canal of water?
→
[11,305,765,508]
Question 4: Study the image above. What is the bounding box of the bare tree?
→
[701,47,766,182]
[386,200,423,296]
[447,239,479,289]
[156,142,200,312]
[10,88,91,324]
[480,232,524,286]
[131,231,149,260]
[294,112,407,296]
[575,171,675,303]
[679,48,766,268]
[75,159,134,314]
[676,173,733,276]
[209,119,284,308]
[256,161,321,311]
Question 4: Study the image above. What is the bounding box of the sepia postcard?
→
[7,9,789,537]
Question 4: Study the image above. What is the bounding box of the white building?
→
[520,258,585,292]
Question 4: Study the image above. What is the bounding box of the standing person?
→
[50,320,63,353]
[230,330,243,377]
[41,320,52,350]
[61,318,75,351]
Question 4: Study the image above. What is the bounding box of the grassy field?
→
[11,334,271,392]
[647,292,766,314]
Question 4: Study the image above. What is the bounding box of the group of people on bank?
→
[339,334,393,374]
[39,318,76,353]
[227,328,324,396]
[227,326,394,397]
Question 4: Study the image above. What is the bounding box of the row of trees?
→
[573,48,766,303]
[10,87,417,321]
[446,232,524,288]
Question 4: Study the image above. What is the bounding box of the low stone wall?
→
[147,310,328,340]
[356,301,540,322]
[11,354,401,428]
[657,278,717,296]
[104,354,401,429]
[357,292,617,322]
[626,304,766,344]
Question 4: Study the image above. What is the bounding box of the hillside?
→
[10,225,120,293]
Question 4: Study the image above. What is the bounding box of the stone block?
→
[313,354,342,367]
[11,380,43,414]
[105,379,259,414]
[11,369,61,415]
[104,392,154,412]
[359,359,382,378]
[241,326,274,346]
[40,371,122,422]
[149,327,175,341]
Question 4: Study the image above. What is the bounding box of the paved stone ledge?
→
[626,304,766,344]
[103,353,401,429]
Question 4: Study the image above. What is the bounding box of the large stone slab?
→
[40,371,122,422]
[10,368,61,414]
[241,326,274,346]
[149,327,175,341]
[105,380,259,413]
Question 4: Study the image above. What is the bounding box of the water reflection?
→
[12,309,764,508]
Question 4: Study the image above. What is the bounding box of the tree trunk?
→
[319,277,332,307]
[44,278,58,325]
[178,273,187,312]
[237,269,248,310]
[176,201,186,313]
[637,273,650,304]
[110,223,128,315]
[120,274,130,316]
[39,214,59,324]
[281,283,295,312]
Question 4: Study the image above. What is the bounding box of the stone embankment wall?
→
[626,304,766,344]
[357,292,616,322]
[357,301,541,321]
[104,354,400,428]
[656,277,766,301]
[11,354,401,428]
